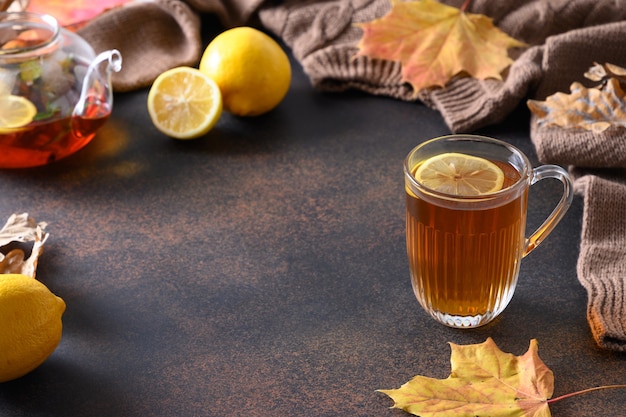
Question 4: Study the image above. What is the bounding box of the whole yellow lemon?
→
[0,274,66,383]
[199,26,291,116]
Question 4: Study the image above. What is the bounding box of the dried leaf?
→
[355,0,526,95]
[528,78,626,133]
[378,338,554,417]
[0,213,49,278]
[584,62,626,85]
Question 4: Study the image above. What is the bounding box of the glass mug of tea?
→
[404,135,573,328]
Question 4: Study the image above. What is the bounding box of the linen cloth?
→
[77,0,626,351]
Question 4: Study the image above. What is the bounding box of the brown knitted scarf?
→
[78,0,626,351]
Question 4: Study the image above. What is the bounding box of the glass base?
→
[430,311,494,328]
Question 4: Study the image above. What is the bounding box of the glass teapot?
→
[0,11,122,168]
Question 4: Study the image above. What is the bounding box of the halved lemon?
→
[147,67,222,140]
[414,152,504,196]
[0,95,37,130]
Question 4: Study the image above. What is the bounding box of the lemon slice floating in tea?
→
[147,66,223,140]
[414,152,505,196]
[0,95,37,130]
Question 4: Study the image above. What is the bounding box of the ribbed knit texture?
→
[79,0,626,350]
[576,176,626,351]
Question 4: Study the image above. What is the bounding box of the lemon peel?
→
[199,27,291,116]
[0,274,65,383]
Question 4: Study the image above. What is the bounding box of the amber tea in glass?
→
[404,135,573,328]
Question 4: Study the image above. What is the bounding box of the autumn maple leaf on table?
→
[378,338,626,417]
[355,0,526,96]
[378,338,554,417]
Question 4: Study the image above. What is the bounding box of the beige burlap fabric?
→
[78,0,202,92]
[78,0,626,350]
[78,0,266,91]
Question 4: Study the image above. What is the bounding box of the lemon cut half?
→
[147,67,222,140]
[414,152,505,196]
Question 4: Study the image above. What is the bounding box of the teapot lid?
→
[0,11,60,55]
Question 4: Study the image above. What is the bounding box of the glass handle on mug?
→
[523,165,574,257]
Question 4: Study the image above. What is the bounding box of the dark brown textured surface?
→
[0,37,625,417]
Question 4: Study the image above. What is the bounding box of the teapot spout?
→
[73,49,122,120]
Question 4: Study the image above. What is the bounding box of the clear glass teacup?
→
[404,135,573,328]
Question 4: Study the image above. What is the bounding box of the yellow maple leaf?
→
[378,338,626,417]
[378,338,554,417]
[355,0,526,95]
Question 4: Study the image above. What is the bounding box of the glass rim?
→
[404,134,532,202]
[0,11,60,56]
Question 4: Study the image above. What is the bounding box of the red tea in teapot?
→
[0,12,121,168]
[0,94,111,168]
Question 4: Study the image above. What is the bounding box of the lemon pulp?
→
[414,152,505,196]
[147,66,223,140]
